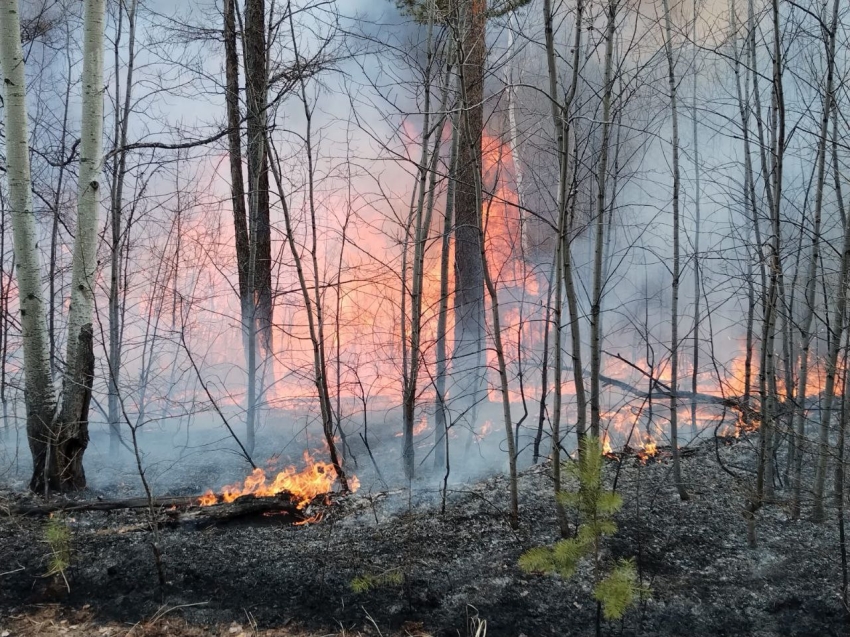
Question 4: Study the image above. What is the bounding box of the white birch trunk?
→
[66,0,107,378]
[0,0,58,480]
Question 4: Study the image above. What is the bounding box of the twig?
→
[362,607,384,637]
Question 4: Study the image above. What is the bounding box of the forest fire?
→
[637,437,658,463]
[197,451,359,509]
[602,433,614,457]
[476,419,495,441]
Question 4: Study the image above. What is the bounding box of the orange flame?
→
[602,432,614,456]
[475,419,494,442]
[395,414,431,438]
[413,415,429,436]
[196,451,358,509]
[637,436,657,463]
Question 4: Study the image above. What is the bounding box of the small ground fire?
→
[197,451,360,508]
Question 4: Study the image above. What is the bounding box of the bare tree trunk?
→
[755,0,785,512]
[48,21,75,382]
[0,1,57,482]
[56,0,107,490]
[223,0,252,368]
[434,106,459,471]
[44,0,106,490]
[0,195,8,439]
[0,0,106,492]
[403,5,436,479]
[264,10,349,490]
[480,212,519,527]
[731,0,763,434]
[453,0,486,436]
[108,0,139,456]
[834,327,850,510]
[689,0,701,440]
[543,0,584,536]
[505,15,527,255]
[832,107,848,510]
[589,0,616,440]
[661,0,690,501]
[533,261,553,463]
[811,0,842,521]
[242,0,272,455]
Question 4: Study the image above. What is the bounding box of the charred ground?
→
[1,437,847,637]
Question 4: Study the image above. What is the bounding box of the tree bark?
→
[243,0,273,454]
[543,0,584,536]
[453,0,487,435]
[107,0,140,456]
[589,0,616,440]
[403,4,437,479]
[661,0,689,501]
[434,104,459,471]
[0,0,105,494]
[689,0,701,439]
[810,0,841,522]
[224,0,251,342]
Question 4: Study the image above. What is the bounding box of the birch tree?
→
[0,0,57,489]
[0,0,106,492]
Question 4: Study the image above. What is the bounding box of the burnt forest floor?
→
[1,436,849,637]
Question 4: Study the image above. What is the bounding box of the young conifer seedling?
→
[519,437,646,630]
[44,514,72,592]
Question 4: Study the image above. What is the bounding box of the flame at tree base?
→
[197,451,359,509]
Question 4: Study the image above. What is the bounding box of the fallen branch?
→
[5,495,202,516]
[4,493,311,525]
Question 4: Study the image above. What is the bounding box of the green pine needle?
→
[350,568,403,593]
[594,560,641,620]
[519,436,645,624]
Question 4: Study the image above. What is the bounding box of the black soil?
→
[1,437,848,636]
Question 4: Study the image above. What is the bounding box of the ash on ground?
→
[1,437,847,637]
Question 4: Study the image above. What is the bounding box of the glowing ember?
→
[196,451,358,509]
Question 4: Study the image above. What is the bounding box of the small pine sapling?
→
[519,437,645,626]
[44,514,72,592]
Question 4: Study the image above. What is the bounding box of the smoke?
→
[1,0,847,500]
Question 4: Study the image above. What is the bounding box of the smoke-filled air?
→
[0,0,848,633]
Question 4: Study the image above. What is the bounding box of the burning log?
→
[172,493,318,528]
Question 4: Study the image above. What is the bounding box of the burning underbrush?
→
[0,435,846,637]
[196,451,360,510]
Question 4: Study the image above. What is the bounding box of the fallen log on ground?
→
[2,493,317,527]
[4,495,201,515]
[172,495,313,528]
